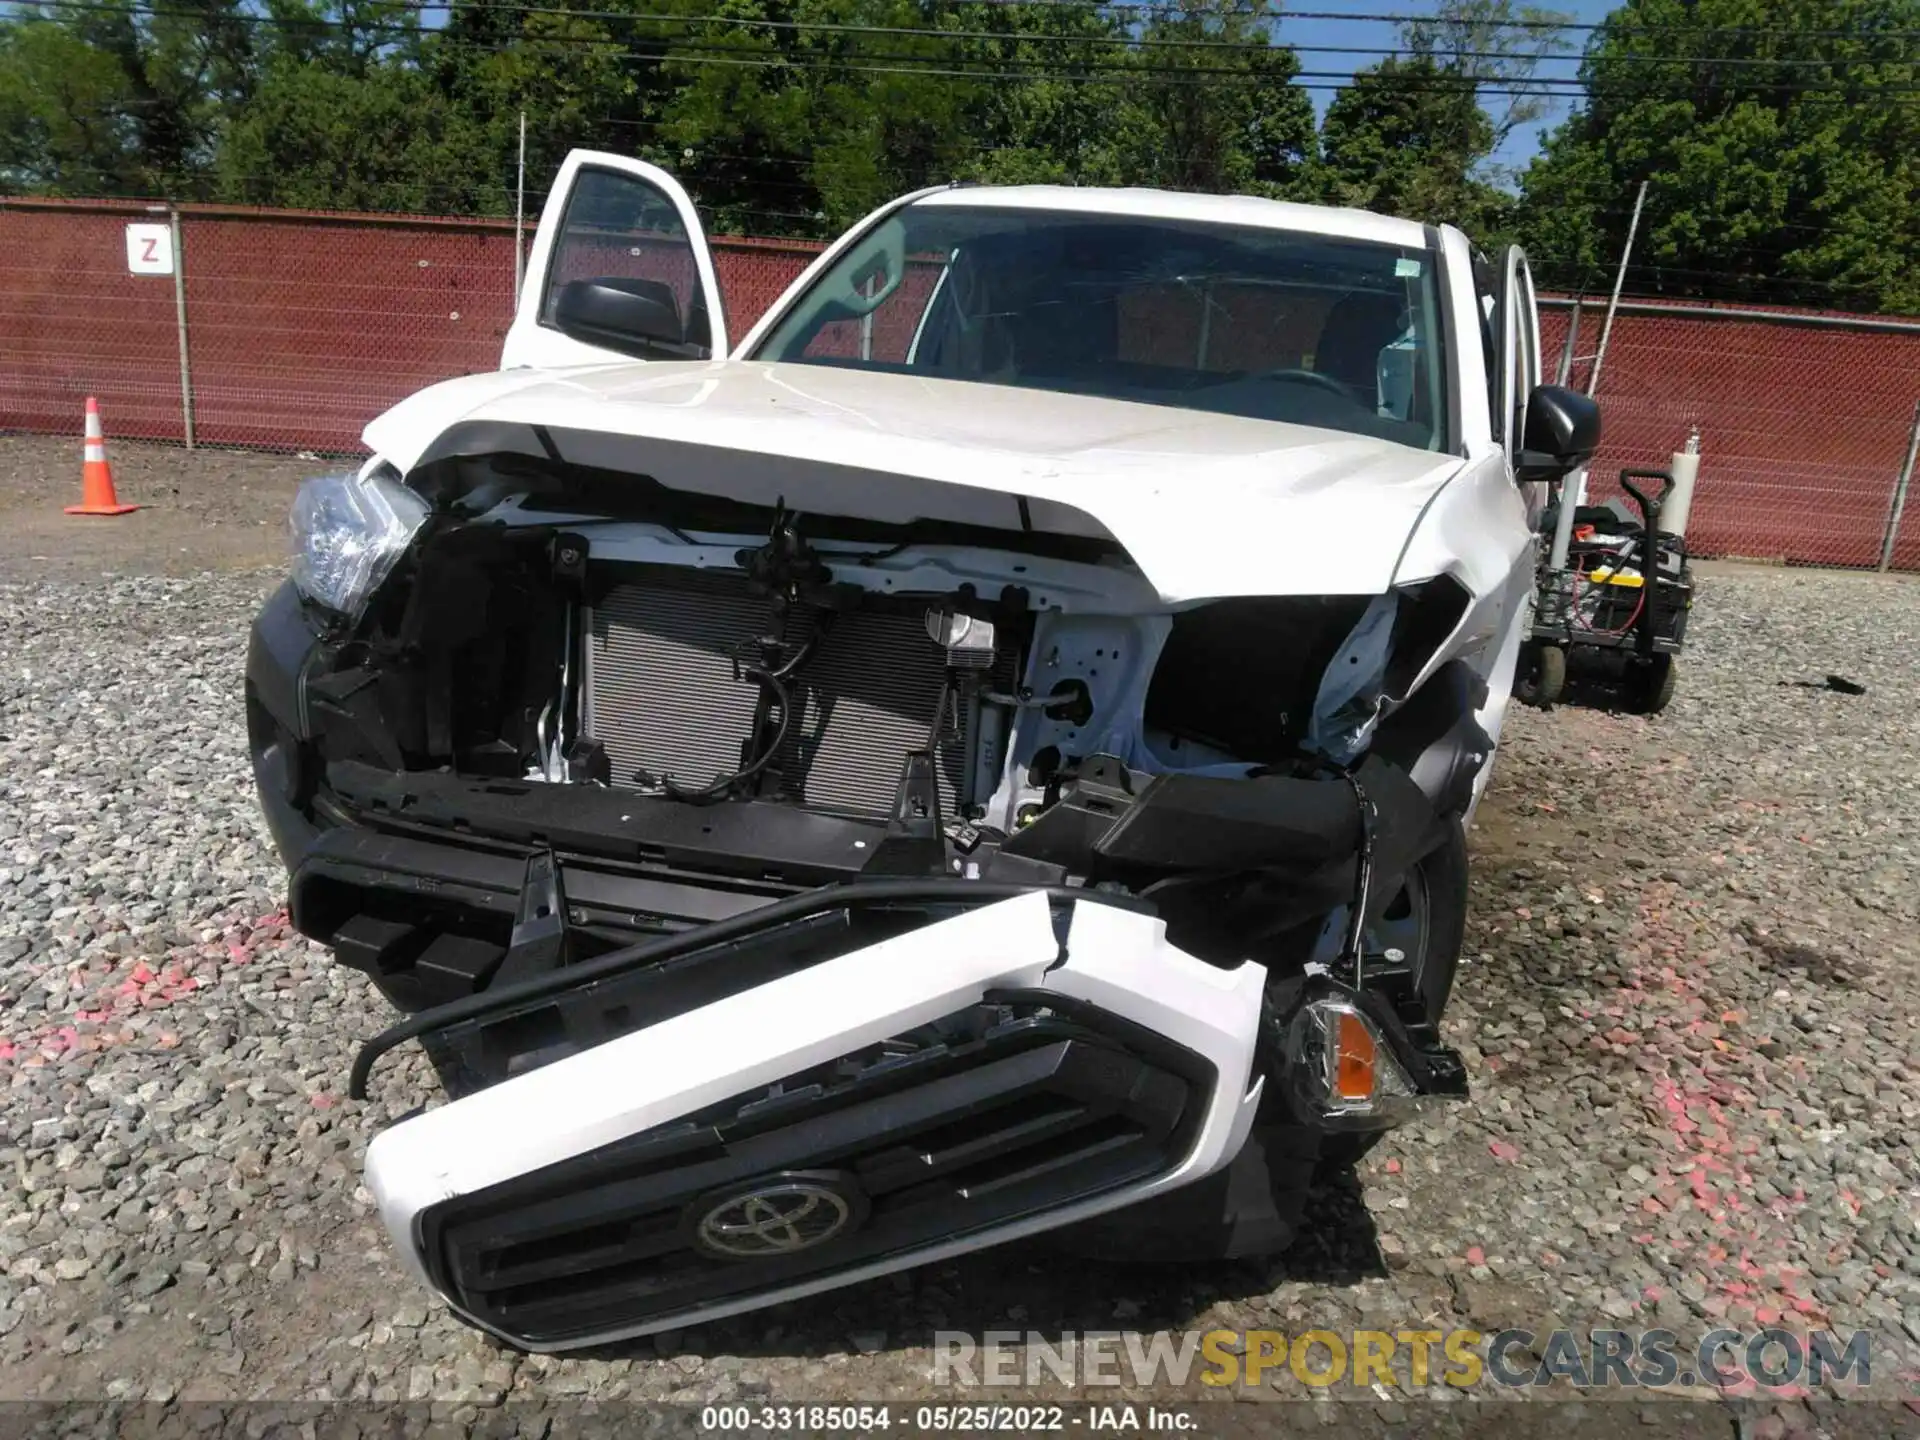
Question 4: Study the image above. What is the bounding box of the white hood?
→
[363,360,1464,601]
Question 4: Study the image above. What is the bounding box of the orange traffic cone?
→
[66,397,139,516]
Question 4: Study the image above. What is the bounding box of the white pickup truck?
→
[246,151,1599,1350]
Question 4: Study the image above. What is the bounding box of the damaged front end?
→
[248,449,1482,1348]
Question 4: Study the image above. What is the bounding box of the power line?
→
[232,0,1920,68]
[27,0,1920,72]
[974,0,1920,40]
[29,0,1920,97]
[608,45,1920,96]
[406,0,1920,44]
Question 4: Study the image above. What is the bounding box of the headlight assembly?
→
[290,469,429,618]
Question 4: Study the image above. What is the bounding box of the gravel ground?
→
[1,469,1917,1434]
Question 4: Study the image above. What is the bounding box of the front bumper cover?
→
[365,891,1267,1351]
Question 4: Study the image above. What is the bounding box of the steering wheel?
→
[1255,367,1368,406]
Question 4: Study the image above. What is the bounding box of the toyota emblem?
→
[694,1179,858,1259]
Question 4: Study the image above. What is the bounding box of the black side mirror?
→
[552,278,708,360]
[1516,383,1602,482]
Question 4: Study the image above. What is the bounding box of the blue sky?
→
[1280,0,1617,174]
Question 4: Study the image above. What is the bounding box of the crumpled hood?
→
[364,359,1464,601]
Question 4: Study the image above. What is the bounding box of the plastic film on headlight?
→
[290,469,429,618]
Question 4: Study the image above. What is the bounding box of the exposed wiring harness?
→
[1568,538,1649,638]
[1337,771,1378,989]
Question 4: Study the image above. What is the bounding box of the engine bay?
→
[270,453,1488,1007]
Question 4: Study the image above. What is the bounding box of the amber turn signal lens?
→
[1333,1010,1377,1100]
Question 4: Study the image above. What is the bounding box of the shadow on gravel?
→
[568,1173,1385,1365]
[1552,670,1649,714]
[1735,919,1854,988]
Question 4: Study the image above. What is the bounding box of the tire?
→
[1315,820,1470,1173]
[1629,654,1677,714]
[1514,641,1566,708]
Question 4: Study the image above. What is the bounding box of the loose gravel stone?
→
[2,537,1917,1432]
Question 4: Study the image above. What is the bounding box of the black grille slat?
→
[447,1150,741,1265]
[489,1247,711,1313]
[853,1102,1094,1193]
[474,1210,685,1290]
[952,1122,1149,1199]
[450,1042,1083,1267]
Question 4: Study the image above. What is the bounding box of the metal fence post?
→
[1879,398,1920,572]
[1554,297,1582,387]
[1549,182,1648,573]
[514,111,527,302]
[170,206,196,449]
[1586,179,1647,400]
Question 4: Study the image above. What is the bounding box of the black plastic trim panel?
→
[326,760,890,887]
[348,881,1154,1098]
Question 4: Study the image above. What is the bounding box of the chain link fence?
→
[0,196,820,454]
[1542,298,1920,571]
[5,195,1919,570]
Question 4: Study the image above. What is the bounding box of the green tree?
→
[0,19,138,192]
[660,0,1004,234]
[1317,57,1504,226]
[1314,0,1570,238]
[646,0,1127,234]
[1073,1,1318,197]
[1405,0,1577,171]
[641,0,1317,235]
[217,59,492,211]
[431,2,642,218]
[1517,0,1920,311]
[959,1,1137,188]
[0,0,257,195]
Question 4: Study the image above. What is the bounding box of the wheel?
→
[1316,820,1470,1173]
[1514,641,1566,708]
[1628,654,1676,714]
[1371,820,1469,1019]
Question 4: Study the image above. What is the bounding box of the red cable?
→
[1594,588,1646,637]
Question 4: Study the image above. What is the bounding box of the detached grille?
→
[420,1001,1206,1345]
[583,567,1014,819]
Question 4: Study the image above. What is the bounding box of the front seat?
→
[1315,292,1406,412]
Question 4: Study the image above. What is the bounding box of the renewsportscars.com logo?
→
[932,1328,1875,1391]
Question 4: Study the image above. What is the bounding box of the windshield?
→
[753,202,1448,451]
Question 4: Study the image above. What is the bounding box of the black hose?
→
[662,665,797,803]
[660,627,824,803]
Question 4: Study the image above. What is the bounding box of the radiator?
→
[582,568,1001,819]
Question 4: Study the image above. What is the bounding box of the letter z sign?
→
[126,223,175,276]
